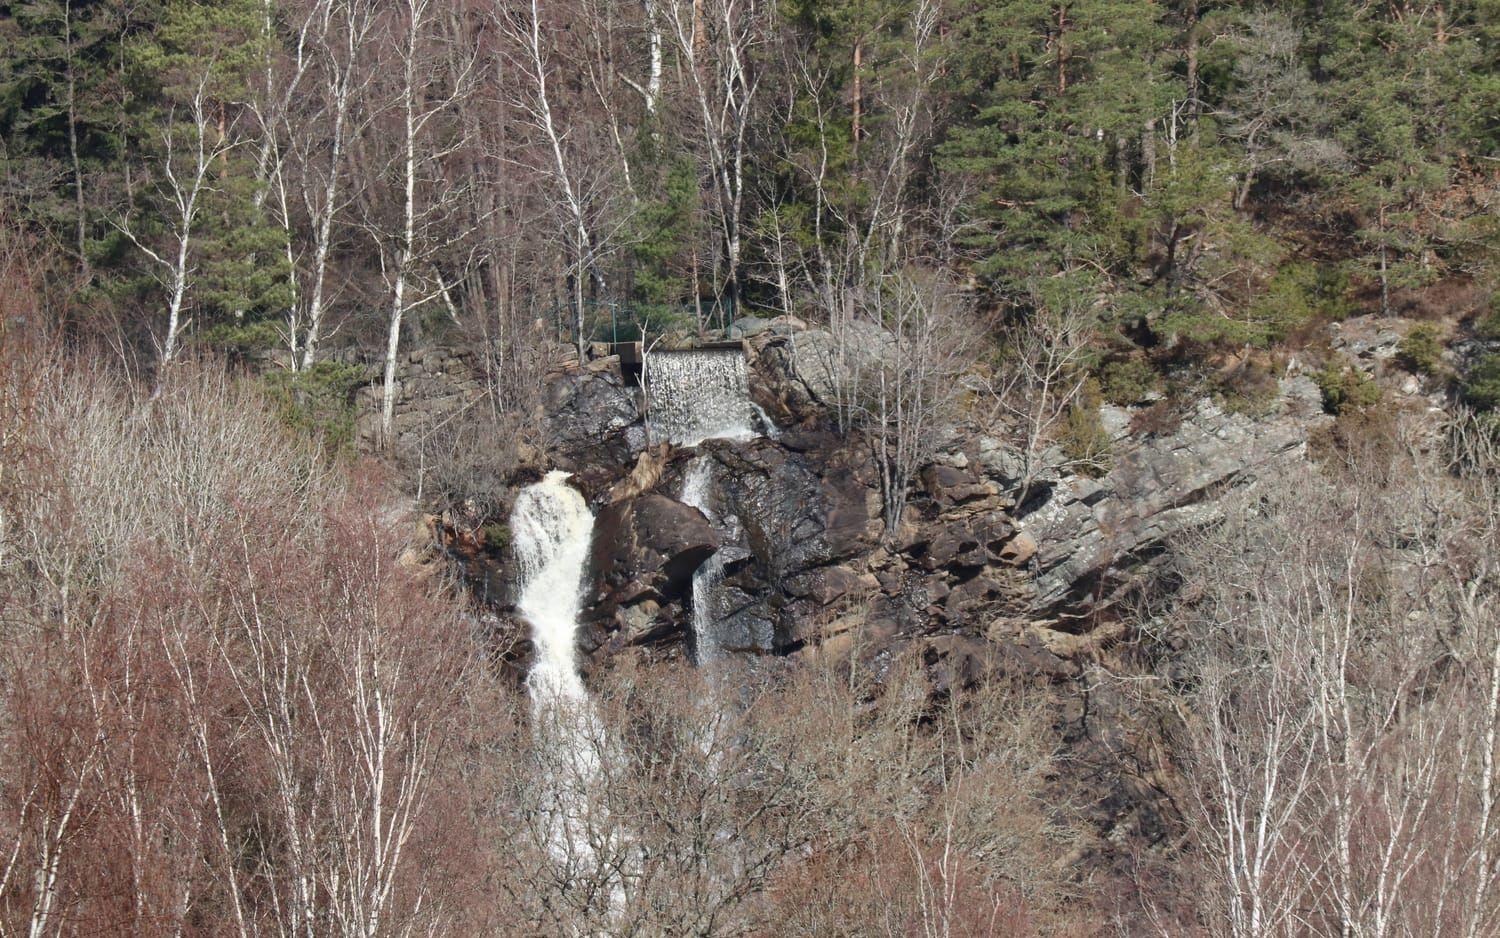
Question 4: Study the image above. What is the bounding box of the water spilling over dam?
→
[645,348,760,446]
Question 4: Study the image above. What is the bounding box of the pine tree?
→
[939,0,1176,322]
[1325,2,1466,314]
[0,0,127,277]
[123,0,288,347]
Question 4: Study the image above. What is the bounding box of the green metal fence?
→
[545,297,739,346]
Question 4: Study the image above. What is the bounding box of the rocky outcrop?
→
[393,328,1342,906]
[380,336,1330,659]
[694,434,883,652]
[1018,376,1327,617]
[589,494,718,645]
[544,357,645,470]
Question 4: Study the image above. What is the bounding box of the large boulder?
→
[591,494,718,614]
[687,436,882,651]
[750,323,897,421]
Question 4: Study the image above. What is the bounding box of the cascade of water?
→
[512,470,596,709]
[510,471,604,864]
[679,457,726,665]
[646,349,759,446]
[749,401,780,440]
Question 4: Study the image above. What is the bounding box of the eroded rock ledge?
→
[375,330,1327,672]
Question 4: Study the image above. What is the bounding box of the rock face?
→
[380,331,1339,906]
[374,341,1328,658]
[1021,377,1327,617]
[589,493,718,645]
[544,357,644,470]
[753,323,895,419]
[697,434,883,651]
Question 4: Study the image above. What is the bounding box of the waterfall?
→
[512,471,595,709]
[750,401,780,440]
[679,457,726,665]
[510,471,604,864]
[647,349,759,446]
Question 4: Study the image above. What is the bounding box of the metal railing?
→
[544,297,739,346]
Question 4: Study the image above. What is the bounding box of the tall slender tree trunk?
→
[64,1,89,280]
[383,7,420,444]
[1056,4,1068,94]
[644,0,663,114]
[852,40,862,159]
[1185,0,1200,118]
[300,36,354,370]
[1142,118,1157,190]
[162,243,190,364]
[1468,637,1500,938]
[1377,203,1390,317]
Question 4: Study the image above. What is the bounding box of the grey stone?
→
[1024,378,1328,615]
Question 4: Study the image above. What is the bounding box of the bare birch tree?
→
[278,0,381,370]
[1156,410,1500,937]
[115,72,241,367]
[663,0,766,318]
[502,0,631,359]
[983,271,1101,507]
[364,0,477,443]
[859,270,974,540]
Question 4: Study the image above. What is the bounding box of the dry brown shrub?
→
[1132,410,1500,937]
[0,351,501,936]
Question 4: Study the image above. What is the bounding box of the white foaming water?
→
[512,471,595,708]
[647,349,759,446]
[510,471,607,871]
[679,457,726,665]
[750,401,780,439]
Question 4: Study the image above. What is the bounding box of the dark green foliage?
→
[1100,358,1160,405]
[1476,300,1500,341]
[479,522,510,551]
[940,0,1173,288]
[1213,362,1281,417]
[624,155,701,319]
[198,318,283,358]
[261,362,366,456]
[1059,379,1112,472]
[1316,362,1382,414]
[1246,261,1356,340]
[0,0,139,286]
[1462,354,1500,412]
[1397,325,1443,374]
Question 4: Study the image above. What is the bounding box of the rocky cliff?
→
[373,317,1348,873]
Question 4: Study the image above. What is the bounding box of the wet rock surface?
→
[544,358,644,469]
[382,342,1327,667]
[591,494,719,610]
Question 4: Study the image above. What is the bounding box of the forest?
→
[1,0,1499,933]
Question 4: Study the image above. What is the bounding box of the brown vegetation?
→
[0,341,1094,935]
[1119,408,1500,935]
